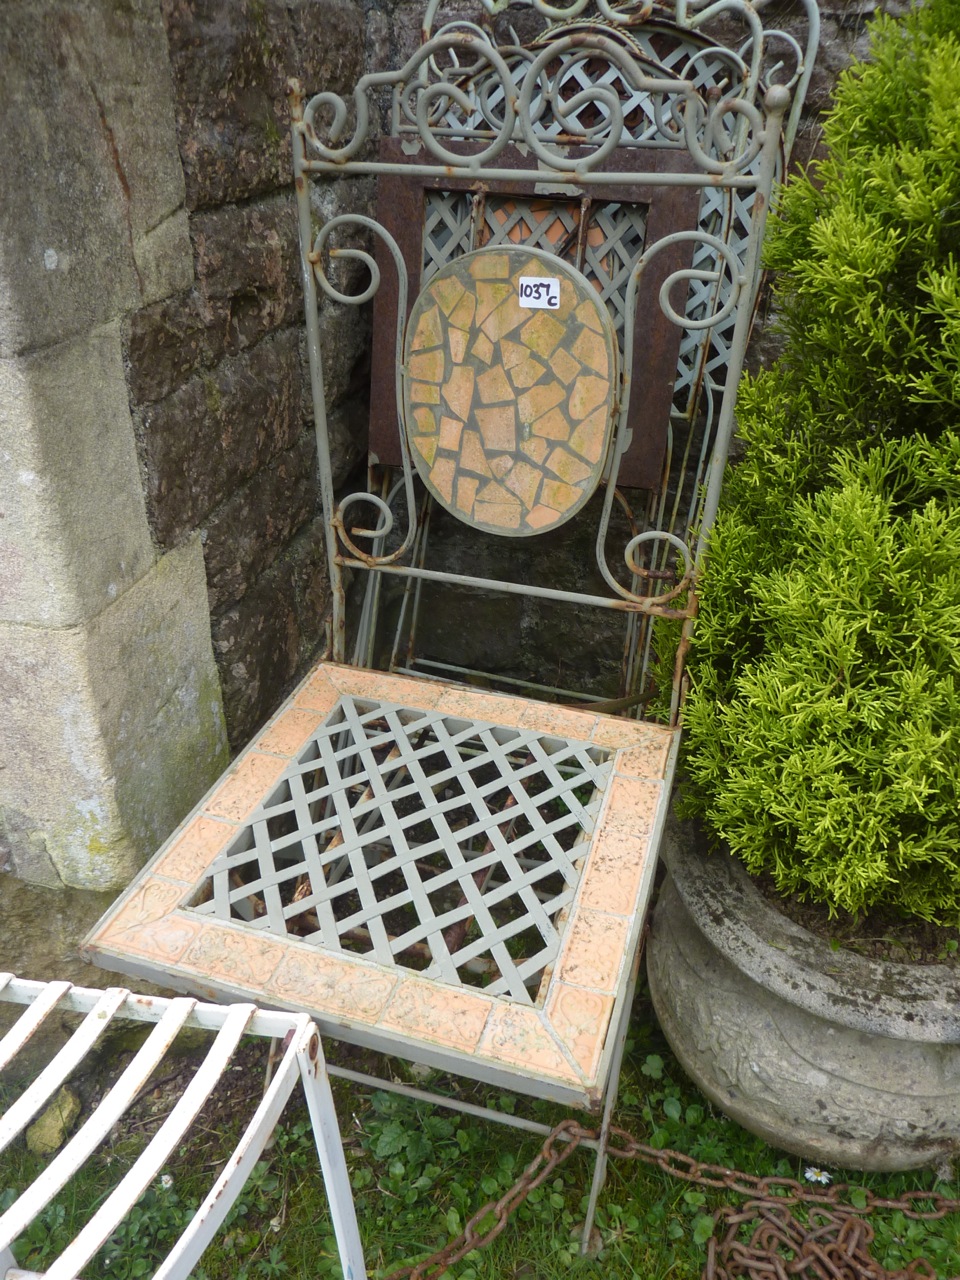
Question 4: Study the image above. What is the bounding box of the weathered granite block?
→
[125,290,228,406]
[202,434,318,612]
[160,0,364,210]
[1,324,155,629]
[0,539,227,890]
[126,194,302,404]
[193,194,303,347]
[0,0,192,357]
[290,516,331,656]
[211,516,329,745]
[140,328,302,545]
[212,557,301,744]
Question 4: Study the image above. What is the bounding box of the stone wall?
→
[0,0,373,890]
[0,0,230,889]
[131,0,370,746]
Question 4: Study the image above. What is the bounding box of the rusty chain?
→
[382,1118,589,1280]
[381,1120,960,1280]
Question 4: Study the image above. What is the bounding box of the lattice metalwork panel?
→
[479,196,581,256]
[423,192,648,342]
[426,36,693,146]
[672,186,752,419]
[422,190,476,282]
[581,202,648,338]
[190,696,613,1007]
[414,20,773,424]
[420,21,753,150]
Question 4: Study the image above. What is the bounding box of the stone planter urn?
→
[646,817,960,1172]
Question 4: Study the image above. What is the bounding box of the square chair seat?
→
[84,662,676,1110]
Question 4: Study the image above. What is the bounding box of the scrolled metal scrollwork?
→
[299,11,785,180]
[654,231,744,331]
[289,0,818,680]
[683,91,767,174]
[594,490,696,614]
[516,34,697,168]
[303,35,519,167]
[332,491,401,565]
[309,216,384,306]
[739,25,807,93]
[310,216,421,569]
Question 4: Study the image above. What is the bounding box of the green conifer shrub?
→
[681,0,960,922]
[684,434,960,922]
[756,0,960,473]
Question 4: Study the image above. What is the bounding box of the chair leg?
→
[297,1034,367,1280]
[579,941,643,1255]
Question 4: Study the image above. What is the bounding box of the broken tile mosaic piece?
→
[439,415,464,451]
[518,379,566,426]
[411,304,443,350]
[414,433,438,466]
[411,380,441,404]
[448,327,469,363]
[409,349,445,382]
[477,364,514,404]
[509,355,547,389]
[412,405,438,435]
[476,282,512,325]
[441,365,476,419]
[520,437,549,464]
[551,347,582,385]
[476,404,518,452]
[430,455,456,503]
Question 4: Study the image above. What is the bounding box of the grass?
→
[1,987,958,1279]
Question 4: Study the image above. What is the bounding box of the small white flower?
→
[804,1167,832,1185]
[159,1174,174,1191]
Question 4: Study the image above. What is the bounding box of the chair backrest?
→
[289,0,819,721]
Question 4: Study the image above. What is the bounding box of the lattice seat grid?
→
[85,664,675,1110]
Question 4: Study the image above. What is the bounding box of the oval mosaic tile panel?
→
[402,246,619,536]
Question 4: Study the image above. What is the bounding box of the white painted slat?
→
[0,979,304,1040]
[152,1017,310,1280]
[0,998,198,1251]
[42,1003,257,1280]
[0,982,72,1071]
[297,1035,367,1280]
[0,987,130,1156]
[0,981,366,1280]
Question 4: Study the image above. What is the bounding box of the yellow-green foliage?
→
[684,435,960,922]
[751,0,960,474]
[683,0,960,921]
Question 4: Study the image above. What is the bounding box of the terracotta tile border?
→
[151,815,237,885]
[204,753,290,823]
[256,709,327,757]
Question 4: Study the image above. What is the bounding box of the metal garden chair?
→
[85,0,818,1255]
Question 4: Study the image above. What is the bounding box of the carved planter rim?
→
[661,817,960,1045]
